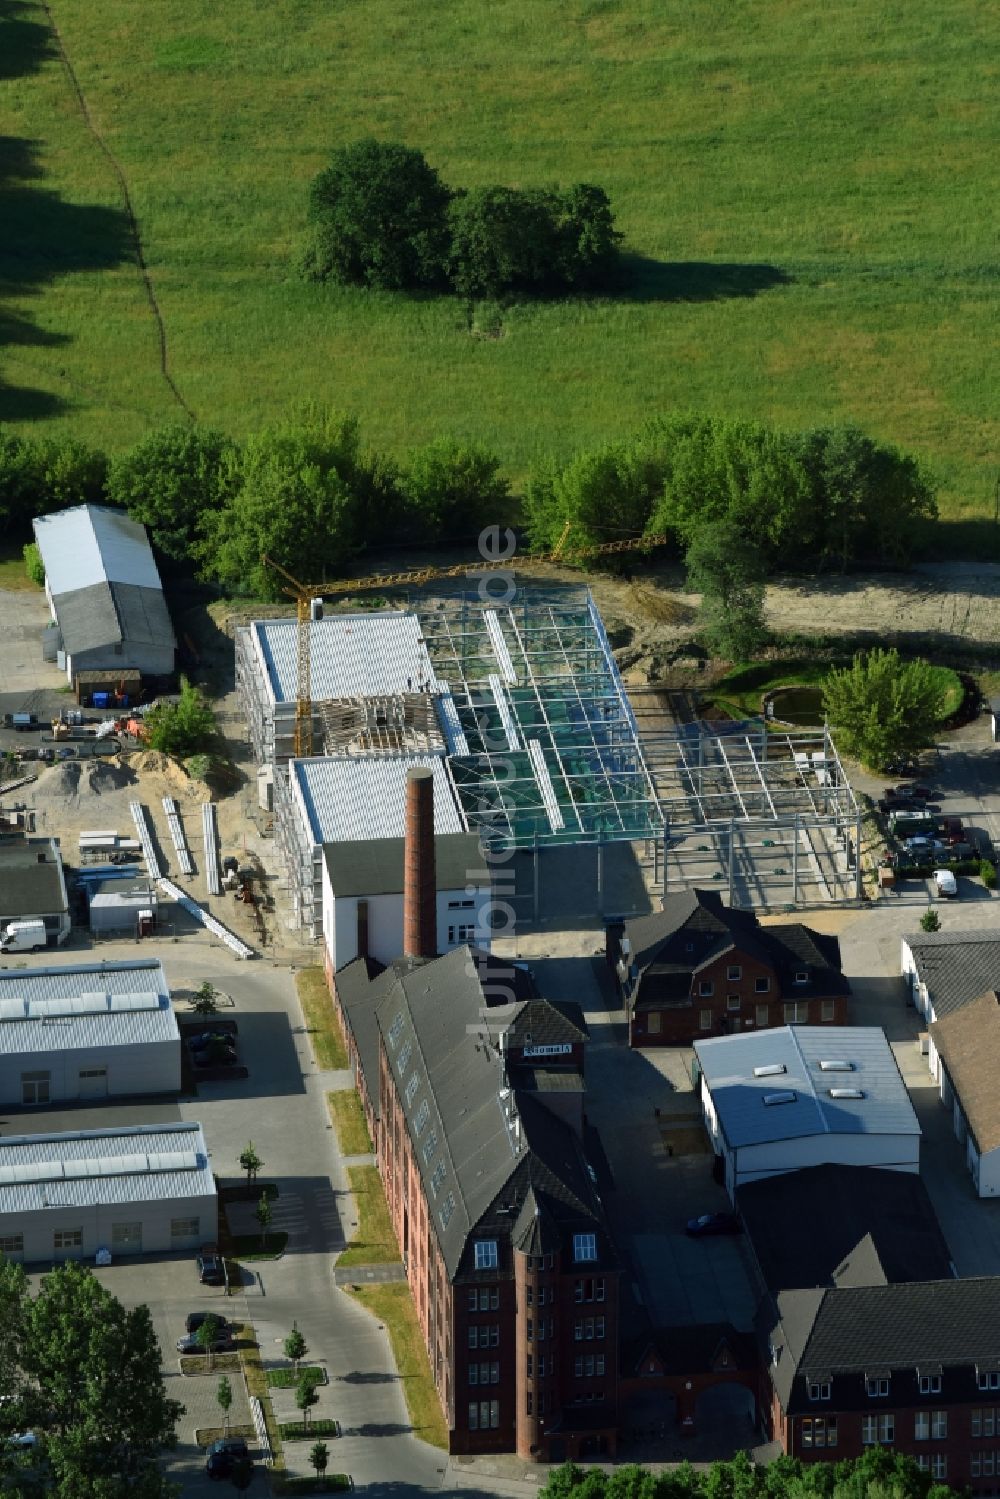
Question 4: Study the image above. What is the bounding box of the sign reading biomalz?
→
[522,1043,573,1058]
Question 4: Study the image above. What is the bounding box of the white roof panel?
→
[33,505,162,598]
[251,613,439,705]
[293,755,464,845]
[0,1123,214,1213]
[0,960,176,1053]
[694,1026,919,1147]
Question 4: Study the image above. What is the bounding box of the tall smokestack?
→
[404,767,437,961]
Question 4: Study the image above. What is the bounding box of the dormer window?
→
[573,1232,597,1263]
[685,942,695,953]
[919,1374,942,1395]
[867,1376,890,1398]
[795,971,810,984]
[474,1240,498,1271]
[808,1381,831,1401]
[978,1370,1000,1392]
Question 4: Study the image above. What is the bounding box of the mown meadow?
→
[2,0,998,536]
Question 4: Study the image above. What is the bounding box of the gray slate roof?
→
[366,946,606,1278]
[0,841,68,920]
[323,832,485,898]
[930,989,1000,1151]
[905,927,1000,1018]
[738,1164,952,1296]
[694,1025,919,1147]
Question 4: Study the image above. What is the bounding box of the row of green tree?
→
[301,138,621,298]
[540,1450,955,1499]
[0,1258,179,1497]
[0,413,509,600]
[526,414,937,574]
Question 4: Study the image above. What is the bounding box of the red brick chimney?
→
[403,767,437,961]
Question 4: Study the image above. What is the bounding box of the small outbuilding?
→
[32,504,175,688]
[694,1025,920,1200]
[88,881,159,935]
[0,840,71,946]
[0,1120,216,1263]
[0,958,179,1105]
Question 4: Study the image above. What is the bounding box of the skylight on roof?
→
[763,1091,797,1106]
[753,1063,786,1078]
[819,1060,854,1072]
[829,1088,864,1100]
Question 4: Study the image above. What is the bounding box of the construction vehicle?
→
[263,523,672,757]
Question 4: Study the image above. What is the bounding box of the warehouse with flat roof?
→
[0,839,71,946]
[0,1121,216,1262]
[0,958,180,1105]
[33,504,175,686]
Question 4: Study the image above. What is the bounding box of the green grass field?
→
[3,0,999,531]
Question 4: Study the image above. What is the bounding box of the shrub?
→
[919,907,941,932]
[22,542,44,587]
[981,860,997,889]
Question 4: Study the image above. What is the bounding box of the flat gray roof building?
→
[0,1120,216,1262]
[0,840,70,945]
[0,958,180,1104]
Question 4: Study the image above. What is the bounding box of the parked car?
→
[933,869,958,899]
[55,746,76,759]
[968,830,995,862]
[185,1311,231,1335]
[206,1438,250,1481]
[941,817,964,844]
[197,1245,225,1286]
[904,836,946,853]
[176,1328,234,1355]
[686,1212,741,1237]
[186,1031,232,1052]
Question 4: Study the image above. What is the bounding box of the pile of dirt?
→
[84,760,137,795]
[37,762,83,799]
[125,751,210,802]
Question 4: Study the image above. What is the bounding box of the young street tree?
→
[295,1374,319,1430]
[195,1312,222,1372]
[144,676,216,758]
[284,1322,308,1377]
[216,1375,233,1436]
[192,980,218,1017]
[821,648,947,770]
[239,1141,263,1186]
[310,1440,330,1488]
[684,519,769,661]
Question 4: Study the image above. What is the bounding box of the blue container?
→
[92,693,110,709]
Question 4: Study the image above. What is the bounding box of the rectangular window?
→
[421,1129,438,1164]
[0,1234,23,1255]
[821,1000,836,1022]
[596,1355,606,1376]
[21,1071,50,1106]
[526,1286,534,1307]
[573,1232,597,1263]
[931,1411,947,1439]
[413,1099,430,1135]
[755,977,770,993]
[430,1160,447,1197]
[918,1374,941,1395]
[474,1241,498,1271]
[574,1356,583,1378]
[468,1327,478,1350]
[727,994,741,1012]
[727,966,742,981]
[784,1002,809,1024]
[979,1372,1000,1391]
[915,1412,929,1441]
[931,1456,946,1481]
[405,1073,420,1107]
[700,1009,713,1031]
[468,1290,478,1312]
[448,898,475,909]
[699,980,714,997]
[880,1415,894,1443]
[54,1229,82,1250]
[111,1222,142,1249]
[808,1382,831,1402]
[866,1377,890,1398]
[489,1400,499,1430]
[647,1012,661,1035]
[526,1355,533,1378]
[387,1013,404,1049]
[526,1319,533,1342]
[574,1321,583,1341]
[469,1363,478,1385]
[170,1217,199,1239]
[526,1392,533,1417]
[468,1402,479,1431]
[756,1003,770,1027]
[596,1317,606,1338]
[397,1040,412,1075]
[862,1415,878,1446]
[448,924,475,944]
[794,971,809,984]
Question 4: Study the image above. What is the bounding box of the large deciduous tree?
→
[402,438,510,541]
[685,519,769,660]
[144,676,216,758]
[302,139,452,290]
[821,648,947,770]
[105,425,239,563]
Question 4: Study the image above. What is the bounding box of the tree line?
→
[301,138,622,299]
[0,407,936,614]
[540,1450,957,1499]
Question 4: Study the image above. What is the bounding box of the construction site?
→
[235,583,863,934]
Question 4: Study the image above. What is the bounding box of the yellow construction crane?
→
[263,523,671,757]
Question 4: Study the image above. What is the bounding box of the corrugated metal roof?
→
[293,755,464,844]
[0,1121,213,1214]
[0,959,177,1053]
[694,1026,919,1147]
[251,613,439,705]
[33,505,162,598]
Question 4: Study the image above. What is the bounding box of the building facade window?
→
[111,1222,142,1249]
[474,1240,498,1271]
[931,1456,947,1480]
[727,994,741,1012]
[0,1234,23,1256]
[918,1374,942,1395]
[727,966,742,981]
[700,1009,712,1031]
[467,1400,499,1430]
[784,1002,809,1024]
[821,1000,836,1021]
[574,1278,605,1303]
[808,1382,831,1402]
[755,977,770,993]
[170,1217,199,1239]
[971,1454,996,1479]
[972,1408,998,1437]
[801,1417,837,1449]
[573,1232,597,1262]
[866,1377,890,1398]
[448,924,476,944]
[468,1325,499,1349]
[979,1372,1000,1392]
[699,981,714,997]
[53,1229,82,1251]
[756,1004,770,1027]
[861,1414,894,1445]
[468,1361,499,1386]
[526,1391,533,1416]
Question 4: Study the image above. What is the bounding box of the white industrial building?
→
[278,755,466,937]
[0,1121,215,1263]
[236,612,440,764]
[694,1025,920,1200]
[32,504,175,687]
[0,958,179,1105]
[89,881,159,935]
[928,989,1000,1197]
[321,831,490,975]
[0,840,71,946]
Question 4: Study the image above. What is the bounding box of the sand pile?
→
[84,760,137,796]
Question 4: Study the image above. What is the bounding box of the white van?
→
[0,920,48,953]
